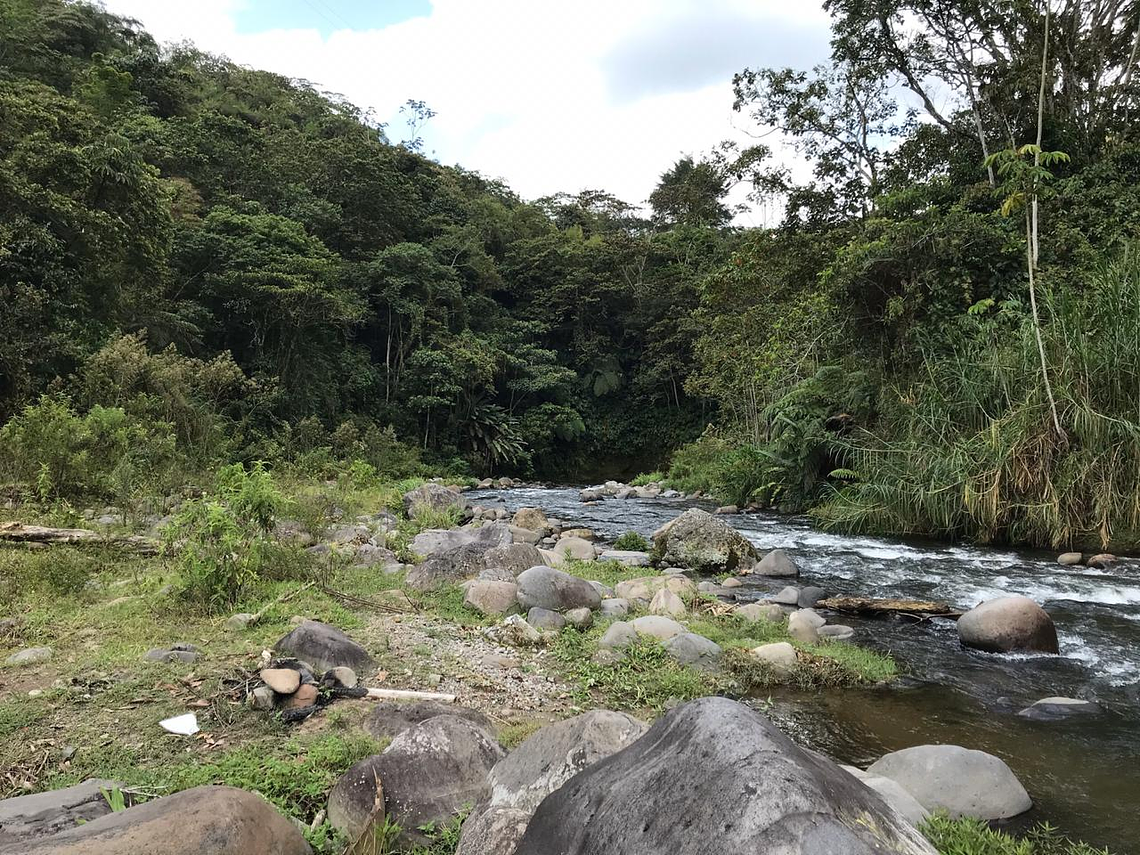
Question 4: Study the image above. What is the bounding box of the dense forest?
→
[3,0,1140,550]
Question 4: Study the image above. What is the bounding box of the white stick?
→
[364,687,456,703]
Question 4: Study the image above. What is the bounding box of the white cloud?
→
[105,0,830,215]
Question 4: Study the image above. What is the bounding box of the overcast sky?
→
[102,0,832,223]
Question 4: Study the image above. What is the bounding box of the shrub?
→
[164,463,291,611]
[0,395,179,502]
[630,471,664,487]
[612,531,649,551]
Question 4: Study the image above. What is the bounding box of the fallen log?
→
[0,522,159,554]
[364,687,456,703]
[815,596,963,619]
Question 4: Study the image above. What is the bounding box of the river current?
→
[469,486,1140,853]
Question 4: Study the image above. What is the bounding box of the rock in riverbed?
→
[652,508,758,573]
[515,566,601,612]
[1017,696,1100,721]
[957,596,1059,654]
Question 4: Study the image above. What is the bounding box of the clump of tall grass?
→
[814,249,1140,549]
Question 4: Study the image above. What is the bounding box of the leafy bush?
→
[164,463,291,611]
[0,395,180,502]
[612,531,649,551]
[0,547,100,599]
[630,471,664,487]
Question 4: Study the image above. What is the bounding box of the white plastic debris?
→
[160,713,199,736]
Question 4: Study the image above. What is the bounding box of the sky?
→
[102,0,833,224]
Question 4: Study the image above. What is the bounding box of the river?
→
[469,485,1140,853]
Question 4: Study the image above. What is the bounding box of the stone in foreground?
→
[330,715,503,845]
[867,744,1032,820]
[0,779,122,847]
[515,697,935,855]
[753,548,799,577]
[21,786,310,855]
[956,596,1059,654]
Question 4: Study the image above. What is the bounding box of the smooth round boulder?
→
[482,543,545,577]
[867,744,1032,820]
[527,607,566,631]
[749,641,797,677]
[736,602,784,623]
[648,588,687,618]
[515,566,601,612]
[787,610,821,644]
[599,598,629,618]
[842,766,929,827]
[514,697,935,855]
[362,702,493,742]
[957,596,1059,654]
[1057,552,1083,566]
[772,586,800,606]
[553,536,596,561]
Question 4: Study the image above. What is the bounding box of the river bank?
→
[0,475,1130,853]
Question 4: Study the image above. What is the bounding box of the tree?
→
[649,156,733,227]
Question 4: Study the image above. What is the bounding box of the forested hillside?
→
[4,0,1140,549]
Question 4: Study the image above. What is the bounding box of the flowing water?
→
[469,486,1140,853]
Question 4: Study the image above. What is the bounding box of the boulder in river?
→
[598,549,651,566]
[867,744,1032,820]
[841,766,930,827]
[514,697,936,855]
[1057,552,1083,566]
[753,548,799,577]
[652,508,758,573]
[1017,696,1100,721]
[956,596,1059,654]
[512,507,550,533]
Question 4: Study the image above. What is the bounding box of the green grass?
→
[630,471,665,487]
[922,815,1112,855]
[561,558,648,590]
[551,624,714,712]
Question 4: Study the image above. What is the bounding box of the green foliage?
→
[0,396,179,502]
[611,531,649,551]
[921,815,1111,855]
[629,472,664,487]
[164,463,293,610]
[814,250,1140,548]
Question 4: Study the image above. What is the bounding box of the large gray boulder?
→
[405,524,513,591]
[867,744,1032,820]
[274,620,374,674]
[956,596,1059,654]
[652,508,758,573]
[515,566,601,612]
[1017,696,1100,721]
[330,715,503,844]
[0,779,122,847]
[21,786,310,855]
[403,483,467,517]
[411,523,512,559]
[515,697,936,855]
[488,710,647,813]
[457,711,646,855]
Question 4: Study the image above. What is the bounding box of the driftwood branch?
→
[0,522,158,554]
[364,687,456,703]
[816,596,962,619]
